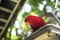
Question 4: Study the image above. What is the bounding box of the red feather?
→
[25,15,46,31]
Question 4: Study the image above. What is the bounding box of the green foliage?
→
[58,2,60,8]
[29,0,42,7]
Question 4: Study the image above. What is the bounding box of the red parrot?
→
[25,15,46,32]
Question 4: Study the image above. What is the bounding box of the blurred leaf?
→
[44,17,51,23]
[58,2,60,8]
[29,0,43,7]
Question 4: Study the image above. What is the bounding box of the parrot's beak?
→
[25,22,30,25]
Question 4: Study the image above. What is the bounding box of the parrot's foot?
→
[47,34,52,37]
[47,31,52,37]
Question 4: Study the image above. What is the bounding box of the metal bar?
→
[10,0,19,3]
[26,24,50,40]
[52,0,60,25]
[51,13,60,25]
[0,7,12,13]
[0,18,7,23]
[0,0,21,39]
[26,24,60,40]
[1,0,21,37]
[0,26,3,29]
